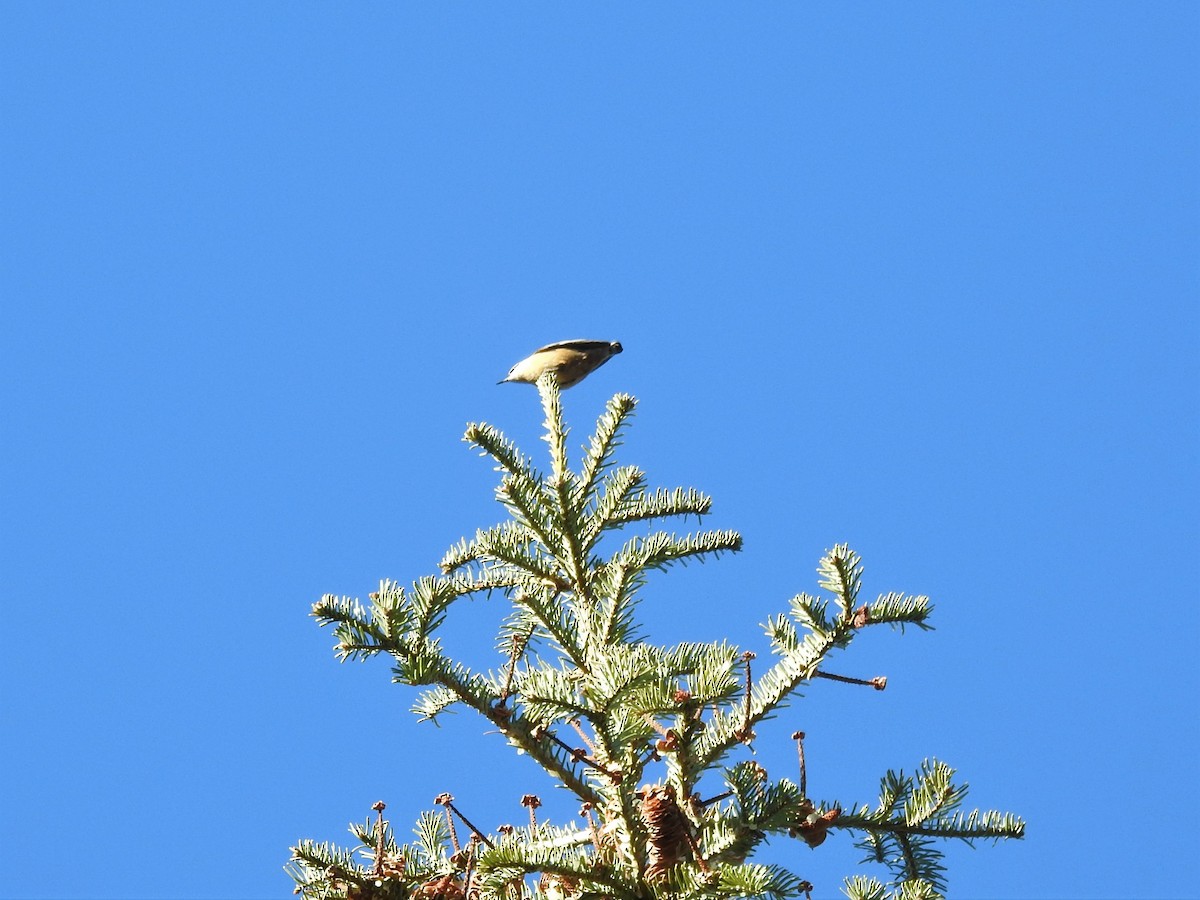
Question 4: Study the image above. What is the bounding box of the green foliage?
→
[834,760,1025,898]
[289,374,1023,899]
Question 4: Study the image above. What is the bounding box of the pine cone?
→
[415,874,465,900]
[639,785,691,882]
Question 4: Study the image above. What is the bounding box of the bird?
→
[499,340,623,389]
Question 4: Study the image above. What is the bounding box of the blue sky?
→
[2,3,1197,898]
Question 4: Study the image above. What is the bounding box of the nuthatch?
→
[499,340,623,389]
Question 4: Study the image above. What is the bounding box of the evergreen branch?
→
[863,591,934,631]
[368,580,414,637]
[536,374,595,608]
[607,486,713,528]
[313,577,473,660]
[832,808,1027,841]
[828,760,1025,893]
[579,391,638,497]
[590,642,736,728]
[614,529,744,574]
[698,815,767,871]
[843,876,944,900]
[441,522,566,587]
[475,835,637,899]
[289,839,365,881]
[287,841,380,900]
[786,593,834,637]
[438,522,524,575]
[464,418,567,564]
[675,641,741,706]
[700,545,915,768]
[513,587,587,671]
[763,612,800,652]
[412,685,461,722]
[516,661,592,722]
[457,566,560,596]
[900,835,943,891]
[437,534,492,574]
[843,875,890,900]
[721,762,812,836]
[408,576,472,637]
[591,559,644,646]
[463,421,553,513]
[639,641,741,790]
[695,707,748,766]
[586,723,652,873]
[538,372,573,490]
[412,808,453,869]
[707,862,813,900]
[313,594,391,661]
[502,714,603,805]
[896,880,943,900]
[532,723,626,783]
[648,860,812,900]
[597,710,660,769]
[559,645,680,767]
[348,814,423,877]
[586,643,667,712]
[557,504,593,605]
[497,605,544,652]
[392,636,483,690]
[902,761,964,827]
[934,807,1026,840]
[819,544,863,616]
[497,475,566,559]
[697,624,847,770]
[395,638,600,803]
[581,464,646,551]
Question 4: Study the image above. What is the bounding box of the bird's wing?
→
[531,339,614,354]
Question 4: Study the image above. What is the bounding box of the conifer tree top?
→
[290,373,1023,900]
